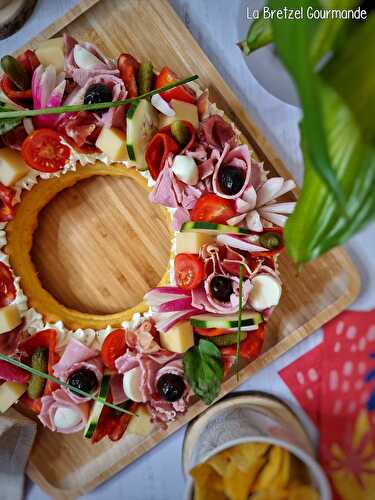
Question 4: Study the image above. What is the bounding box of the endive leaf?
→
[284,14,375,262]
[269,0,345,206]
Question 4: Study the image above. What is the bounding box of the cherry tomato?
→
[145,132,180,180]
[174,253,205,290]
[101,329,127,370]
[0,262,16,307]
[0,183,16,222]
[220,323,265,359]
[117,53,140,98]
[194,327,232,337]
[21,129,70,172]
[156,66,196,104]
[191,193,236,224]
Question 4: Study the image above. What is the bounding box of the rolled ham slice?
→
[39,389,90,434]
[53,338,103,403]
[212,144,252,200]
[199,115,237,149]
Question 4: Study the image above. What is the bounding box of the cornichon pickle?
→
[259,232,281,250]
[137,62,153,95]
[210,331,248,347]
[27,347,48,400]
[1,55,30,90]
[171,120,190,147]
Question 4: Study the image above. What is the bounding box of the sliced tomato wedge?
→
[156,66,196,104]
[194,327,232,337]
[220,323,265,359]
[191,193,236,224]
[145,132,180,180]
[101,329,127,370]
[21,129,70,172]
[175,253,205,290]
[0,262,16,307]
[0,183,16,222]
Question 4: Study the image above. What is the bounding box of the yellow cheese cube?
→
[159,321,194,353]
[176,231,216,254]
[159,99,199,130]
[0,305,22,334]
[95,127,129,161]
[35,37,65,73]
[127,405,154,436]
[0,382,27,413]
[0,148,30,186]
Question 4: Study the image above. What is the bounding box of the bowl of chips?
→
[183,393,331,499]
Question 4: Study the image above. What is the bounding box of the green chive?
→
[0,75,199,120]
[0,352,136,416]
[236,263,244,381]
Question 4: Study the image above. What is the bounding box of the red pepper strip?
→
[145,132,180,180]
[1,75,32,102]
[108,402,139,441]
[0,184,16,222]
[159,120,196,152]
[117,53,140,98]
[220,323,265,359]
[17,50,40,74]
[91,404,117,443]
[195,327,233,337]
[21,329,59,397]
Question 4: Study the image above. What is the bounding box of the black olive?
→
[68,369,98,394]
[210,275,233,302]
[157,373,186,402]
[218,165,245,196]
[83,83,112,105]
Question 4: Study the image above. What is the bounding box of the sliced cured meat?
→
[63,34,116,77]
[0,262,16,307]
[0,326,24,356]
[39,389,90,434]
[199,115,237,149]
[212,144,252,200]
[110,373,127,405]
[0,359,30,384]
[57,111,99,152]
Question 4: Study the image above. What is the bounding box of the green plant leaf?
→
[238,10,273,55]
[0,100,21,135]
[269,0,345,207]
[183,339,223,405]
[284,14,375,262]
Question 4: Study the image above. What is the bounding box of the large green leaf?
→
[281,13,375,262]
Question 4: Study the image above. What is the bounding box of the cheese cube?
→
[0,305,22,334]
[95,127,129,162]
[159,321,194,353]
[159,99,199,130]
[176,231,216,254]
[0,382,27,413]
[127,405,154,436]
[0,148,30,186]
[35,37,64,73]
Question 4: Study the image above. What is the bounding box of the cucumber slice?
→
[181,221,250,235]
[126,99,158,171]
[83,373,111,439]
[190,311,262,329]
[210,331,248,347]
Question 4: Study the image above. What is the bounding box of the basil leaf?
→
[183,339,223,405]
[0,101,21,135]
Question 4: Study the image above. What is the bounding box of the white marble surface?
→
[0,1,373,499]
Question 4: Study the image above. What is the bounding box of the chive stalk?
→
[236,264,244,381]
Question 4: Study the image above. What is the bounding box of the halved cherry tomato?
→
[0,184,16,222]
[156,67,196,104]
[175,253,205,290]
[101,329,127,370]
[194,327,232,337]
[21,129,70,172]
[220,323,265,359]
[0,262,16,307]
[145,132,180,180]
[118,53,140,98]
[191,193,236,224]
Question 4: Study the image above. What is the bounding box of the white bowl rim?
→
[184,435,331,500]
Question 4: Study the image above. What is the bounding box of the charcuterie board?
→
[11,0,360,497]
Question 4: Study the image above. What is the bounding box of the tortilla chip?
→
[207,450,231,476]
[287,484,320,500]
[254,445,283,490]
[223,460,264,500]
[229,442,270,473]
[251,489,288,499]
[272,448,291,489]
[191,463,225,500]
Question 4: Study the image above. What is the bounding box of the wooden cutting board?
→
[12,0,360,497]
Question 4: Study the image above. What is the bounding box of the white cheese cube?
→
[35,37,65,73]
[159,321,194,353]
[0,305,22,334]
[176,231,216,254]
[127,405,154,436]
[95,127,129,162]
[0,382,27,413]
[0,148,30,186]
[159,99,199,130]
